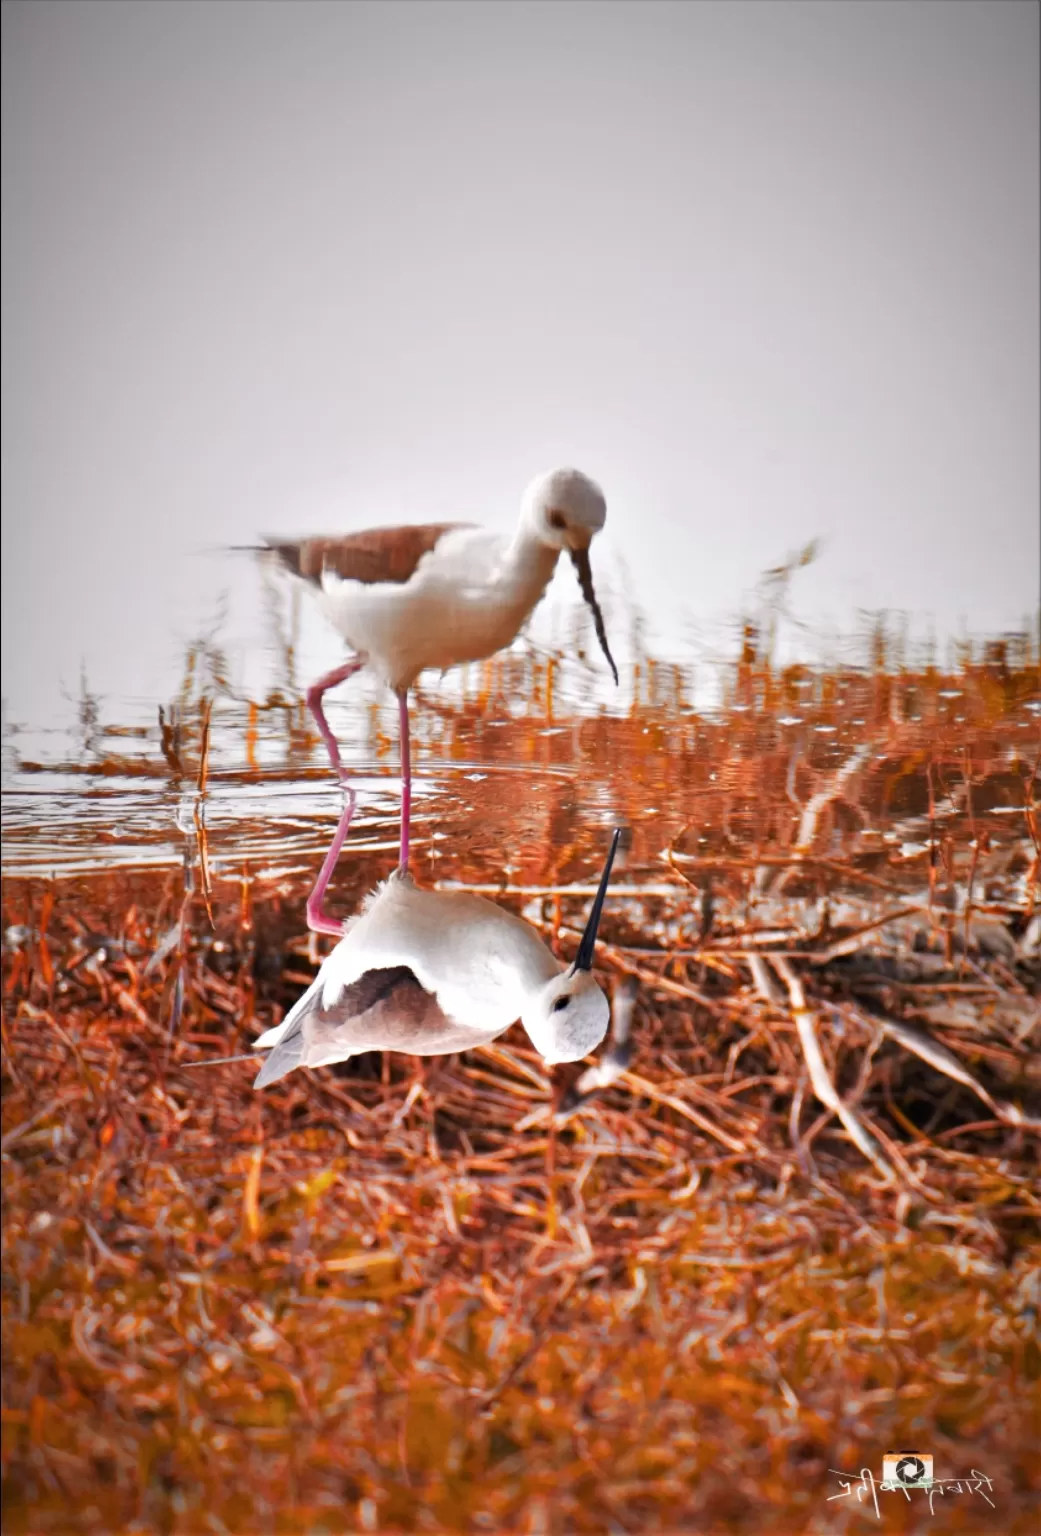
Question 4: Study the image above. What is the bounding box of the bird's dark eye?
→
[548,509,567,530]
[552,995,571,1012]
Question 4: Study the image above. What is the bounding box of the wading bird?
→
[258,468,618,870]
[250,828,623,1088]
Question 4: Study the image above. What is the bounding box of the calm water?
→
[0,690,629,889]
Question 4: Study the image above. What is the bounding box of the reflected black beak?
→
[569,547,619,685]
[574,827,622,971]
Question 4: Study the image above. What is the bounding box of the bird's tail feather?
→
[205,539,301,575]
[253,1024,306,1088]
[252,967,328,1087]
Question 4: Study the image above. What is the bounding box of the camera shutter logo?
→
[883,1454,934,1486]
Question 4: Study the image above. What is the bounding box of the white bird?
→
[257,468,618,888]
[251,828,622,1088]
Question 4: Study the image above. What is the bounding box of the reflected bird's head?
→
[522,828,621,1063]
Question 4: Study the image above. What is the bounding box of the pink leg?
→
[306,658,363,782]
[306,786,357,936]
[398,690,412,872]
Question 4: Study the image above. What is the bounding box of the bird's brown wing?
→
[264,524,474,588]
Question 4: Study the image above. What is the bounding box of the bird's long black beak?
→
[574,827,622,971]
[569,547,619,685]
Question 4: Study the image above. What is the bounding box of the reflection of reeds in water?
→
[2,606,1039,1533]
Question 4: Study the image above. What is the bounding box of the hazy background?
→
[2,0,1038,727]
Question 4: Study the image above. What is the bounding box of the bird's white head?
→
[521,828,622,1064]
[523,967,611,1065]
[520,468,618,685]
[521,467,607,554]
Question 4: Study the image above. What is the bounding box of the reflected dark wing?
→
[253,964,491,1088]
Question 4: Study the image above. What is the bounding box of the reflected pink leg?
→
[306,785,357,936]
[398,690,411,872]
[306,658,363,782]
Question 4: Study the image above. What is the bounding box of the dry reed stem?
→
[767,957,899,1186]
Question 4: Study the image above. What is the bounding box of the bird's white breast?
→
[314,528,559,690]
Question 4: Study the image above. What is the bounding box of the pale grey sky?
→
[2,0,1038,724]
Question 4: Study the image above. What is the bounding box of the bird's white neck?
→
[501,524,562,607]
[513,940,563,1004]
[468,900,562,1029]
